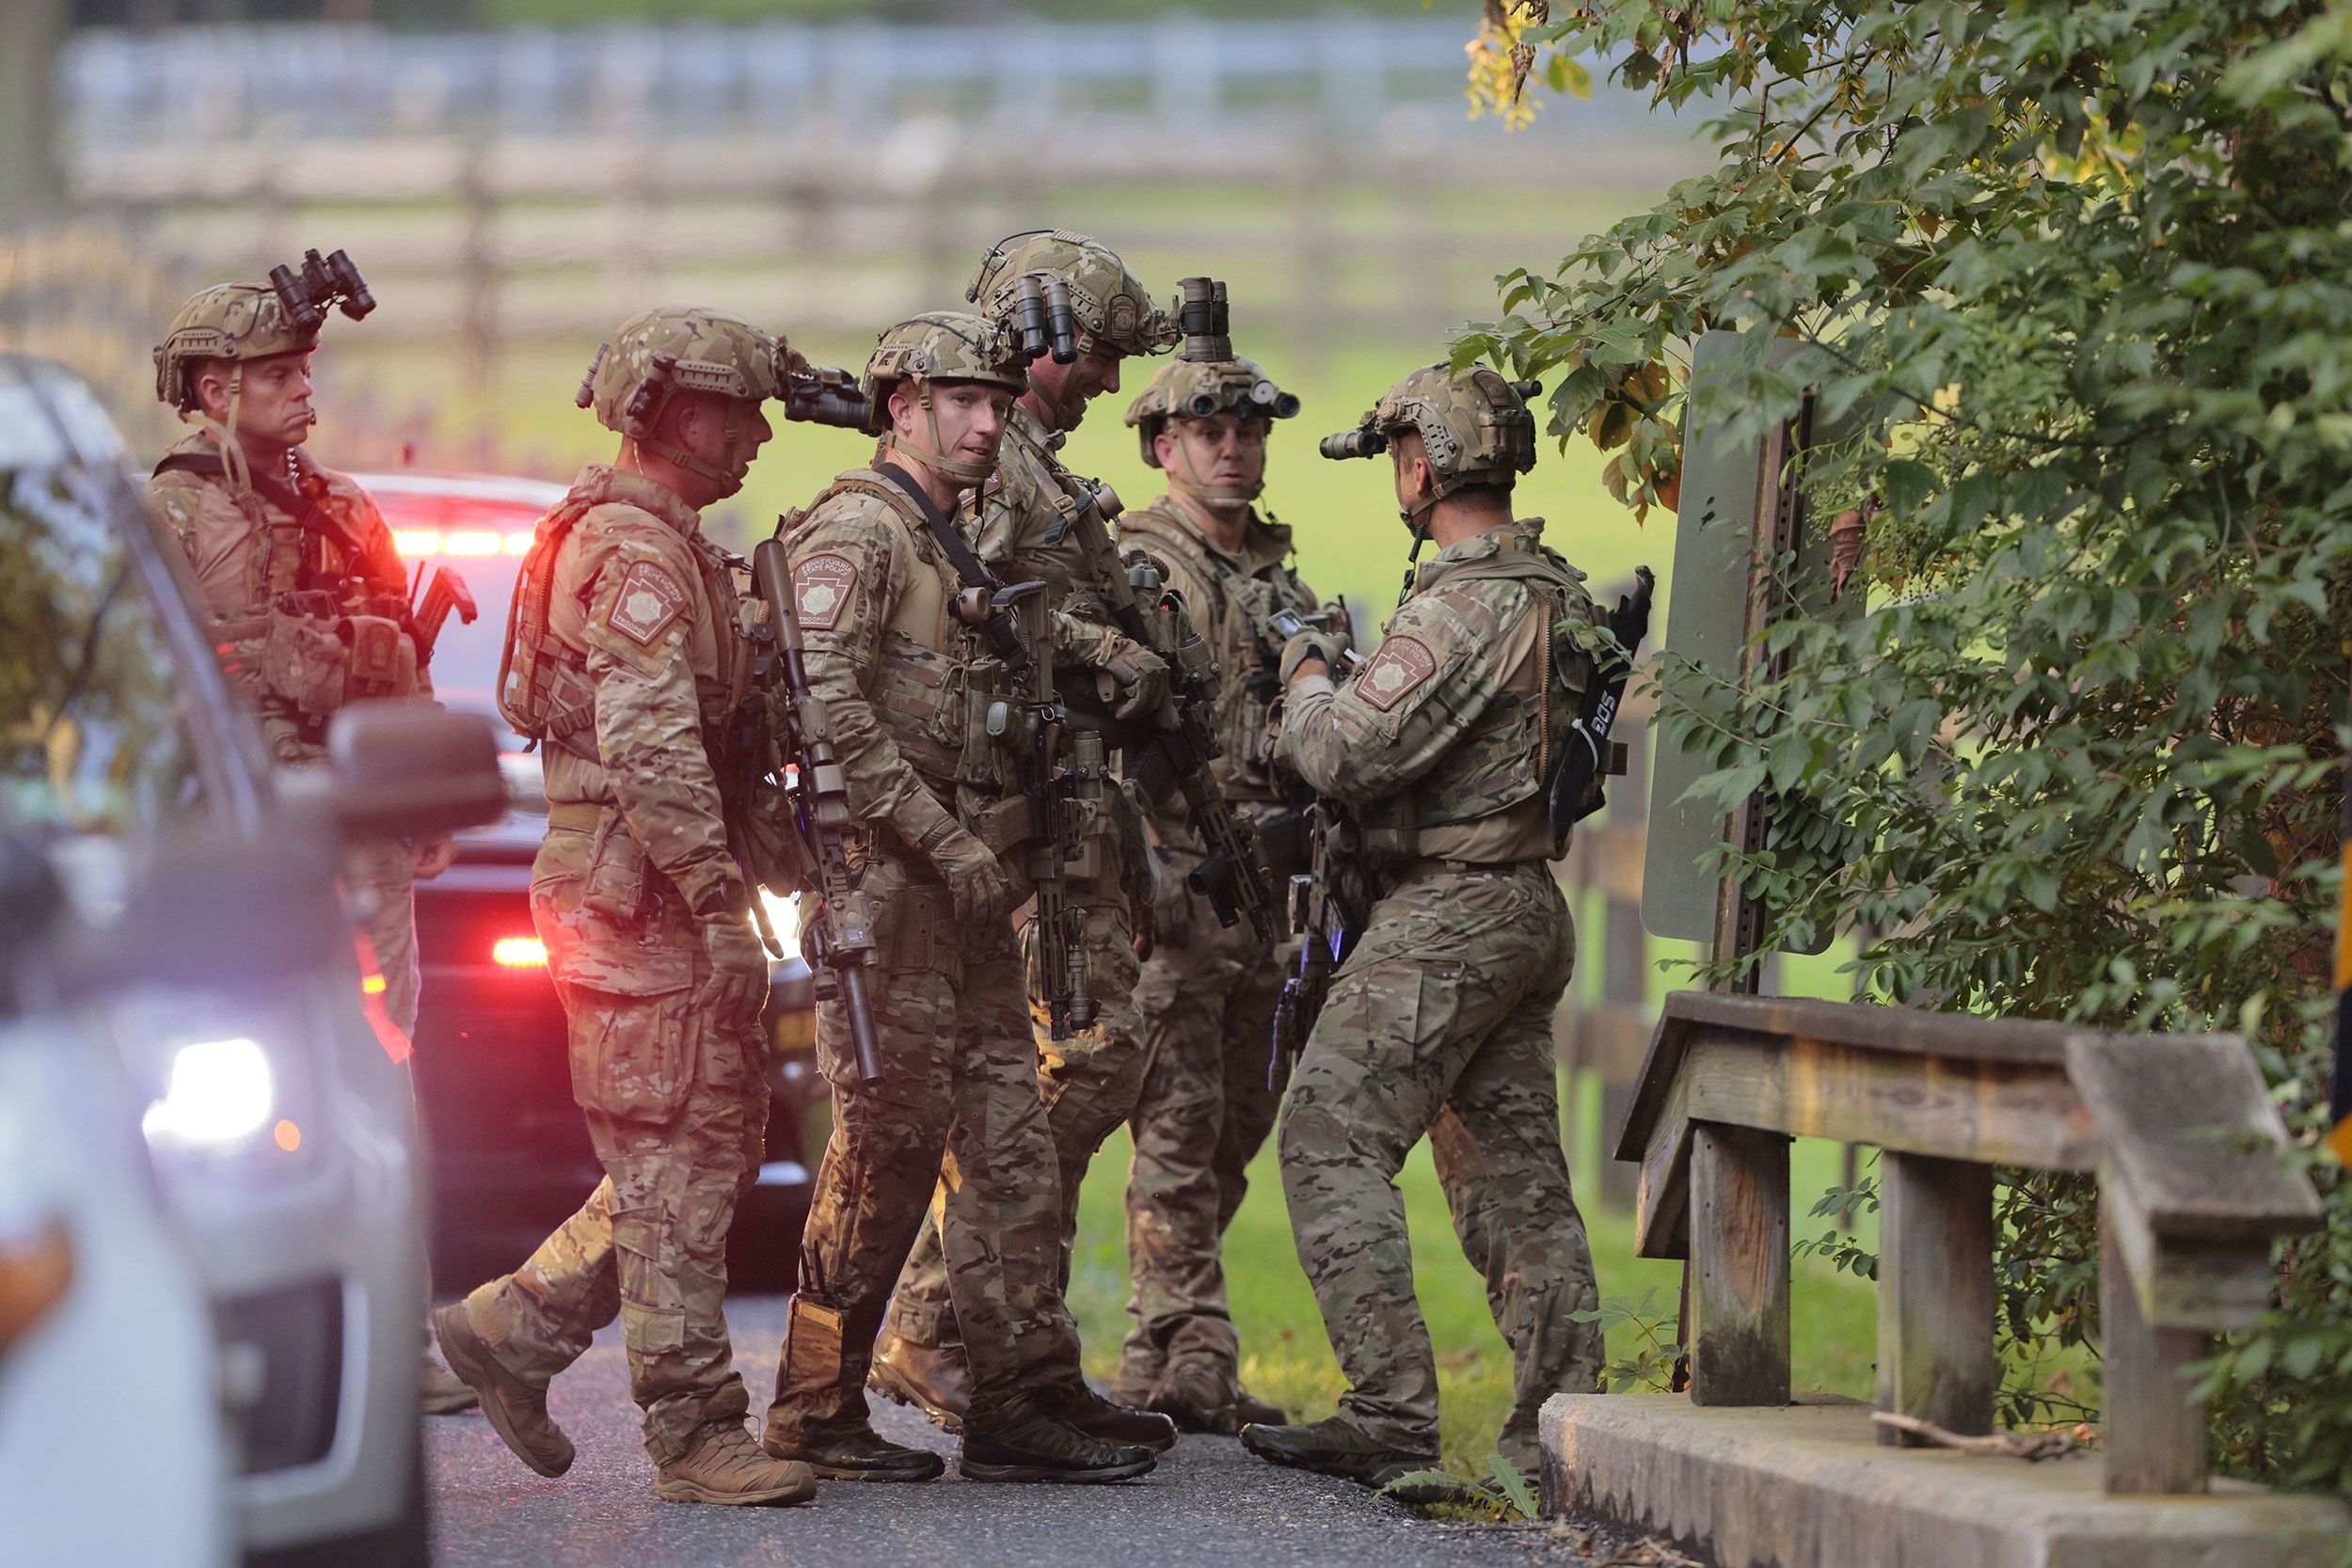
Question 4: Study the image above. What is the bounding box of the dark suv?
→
[366,471,824,1288]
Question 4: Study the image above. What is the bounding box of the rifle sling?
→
[152,449,392,593]
[872,460,1032,673]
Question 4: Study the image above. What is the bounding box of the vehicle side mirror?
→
[299,702,507,842]
[50,832,347,1004]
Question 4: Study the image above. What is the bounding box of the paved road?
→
[427,1295,1643,1568]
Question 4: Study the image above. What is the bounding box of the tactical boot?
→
[867,1331,973,1433]
[765,1421,946,1482]
[1051,1379,1178,1451]
[961,1405,1158,1483]
[1232,1386,1287,1428]
[431,1300,574,1478]
[421,1342,480,1416]
[1145,1360,1237,1435]
[1239,1416,1435,1487]
[1105,1360,1157,1411]
[654,1421,818,1507]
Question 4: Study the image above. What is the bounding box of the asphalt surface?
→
[426,1295,1640,1568]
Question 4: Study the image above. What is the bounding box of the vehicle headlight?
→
[141,1037,274,1152]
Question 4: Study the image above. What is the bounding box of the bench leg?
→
[2102,1201,2210,1494]
[1688,1123,1790,1405]
[1877,1154,1994,1445]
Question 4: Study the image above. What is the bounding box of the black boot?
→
[1146,1360,1237,1435]
[766,1421,946,1482]
[1239,1416,1435,1487]
[1232,1386,1287,1428]
[961,1404,1158,1484]
[1052,1378,1178,1451]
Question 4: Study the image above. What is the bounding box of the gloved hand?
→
[1279,629,1347,686]
[697,914,771,1030]
[929,824,1021,929]
[897,788,1021,928]
[1102,644,1171,721]
[1151,858,1193,953]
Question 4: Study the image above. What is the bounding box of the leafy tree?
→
[1457,0,2352,1490]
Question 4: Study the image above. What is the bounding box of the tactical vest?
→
[151,447,421,733]
[1120,501,1316,807]
[499,491,602,757]
[1354,535,1597,866]
[779,471,1024,805]
[500,481,745,769]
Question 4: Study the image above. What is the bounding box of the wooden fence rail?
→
[1615,990,2321,1494]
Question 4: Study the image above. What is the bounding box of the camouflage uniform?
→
[147,287,428,1036]
[452,309,796,1471]
[762,470,1101,1441]
[1107,347,1326,1406]
[1269,367,1605,1478]
[453,459,770,1462]
[882,233,1178,1361]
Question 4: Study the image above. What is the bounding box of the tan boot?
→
[867,1331,973,1433]
[655,1422,818,1507]
[431,1300,574,1478]
[421,1341,480,1416]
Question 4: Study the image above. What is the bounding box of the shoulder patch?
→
[1356,634,1439,713]
[793,552,858,631]
[607,560,689,645]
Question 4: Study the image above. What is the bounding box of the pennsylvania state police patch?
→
[607,560,689,645]
[1357,634,1438,712]
[793,553,857,631]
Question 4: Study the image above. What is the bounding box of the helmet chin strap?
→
[885,380,996,484]
[642,400,749,494]
[1168,435,1261,503]
[190,362,254,497]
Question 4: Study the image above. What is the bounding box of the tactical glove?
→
[898,790,1021,928]
[697,914,771,1030]
[1279,629,1347,685]
[1101,642,1171,722]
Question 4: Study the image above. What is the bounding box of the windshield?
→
[0,465,209,835]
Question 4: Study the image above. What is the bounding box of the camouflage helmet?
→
[1327,363,1539,507]
[1125,356,1301,469]
[153,283,320,411]
[866,311,1027,483]
[964,230,1178,360]
[576,305,795,438]
[576,306,794,493]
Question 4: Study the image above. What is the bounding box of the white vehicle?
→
[0,356,504,1566]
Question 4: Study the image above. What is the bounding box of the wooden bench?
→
[1614,991,2322,1494]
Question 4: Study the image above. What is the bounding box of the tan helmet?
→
[153,283,319,411]
[1323,363,1540,515]
[1124,357,1299,501]
[964,230,1178,362]
[866,311,1028,483]
[575,306,794,489]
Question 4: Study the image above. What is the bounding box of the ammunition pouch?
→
[878,880,961,983]
[250,599,421,724]
[578,807,651,922]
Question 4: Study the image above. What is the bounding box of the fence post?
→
[1875,1153,1994,1443]
[1687,1123,1790,1405]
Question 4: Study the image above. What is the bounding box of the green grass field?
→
[1062,1075,1879,1477]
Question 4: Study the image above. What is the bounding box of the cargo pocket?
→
[262,613,349,721]
[532,864,693,995]
[566,989,695,1123]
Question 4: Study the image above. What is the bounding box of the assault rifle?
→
[1268,801,1367,1088]
[1041,466,1280,945]
[749,539,883,1085]
[988,578,1106,1040]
